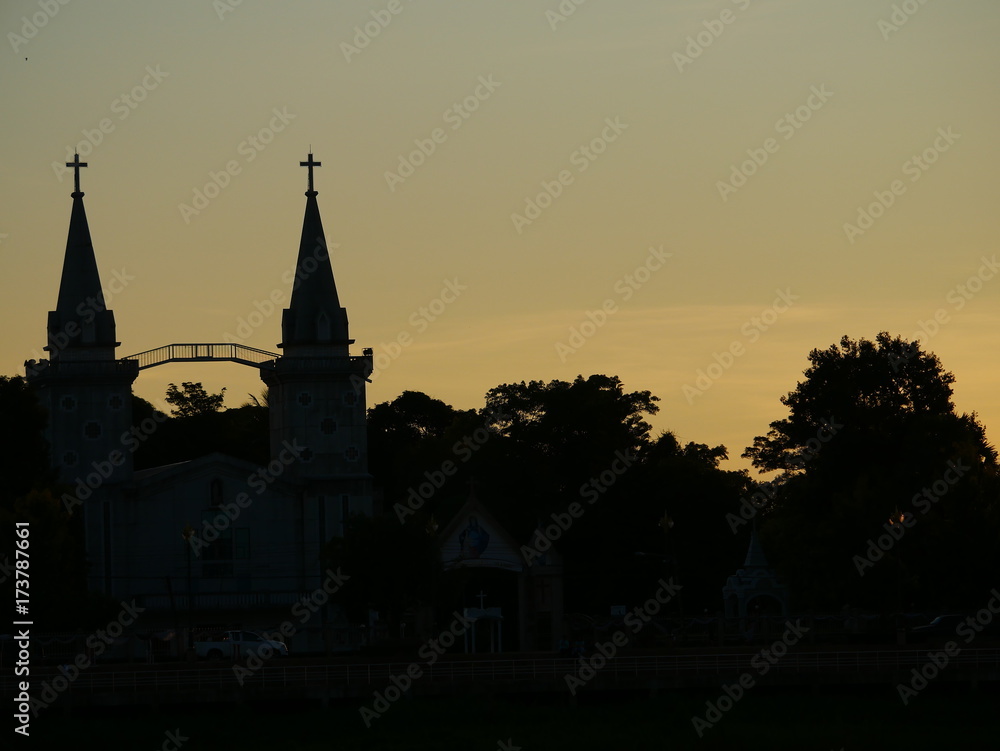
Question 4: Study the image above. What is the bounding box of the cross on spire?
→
[66,152,88,194]
[299,151,321,194]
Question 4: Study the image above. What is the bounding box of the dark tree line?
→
[2,333,999,630]
[365,375,750,617]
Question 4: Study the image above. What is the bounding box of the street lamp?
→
[181,523,195,651]
[888,508,907,644]
[660,512,684,620]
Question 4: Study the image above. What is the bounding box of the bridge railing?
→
[123,343,280,370]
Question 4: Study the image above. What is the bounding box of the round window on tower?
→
[61,395,77,411]
[63,451,78,467]
[321,418,337,435]
[298,392,313,407]
[108,394,124,410]
[83,421,102,440]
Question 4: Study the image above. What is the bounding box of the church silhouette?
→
[27,153,374,652]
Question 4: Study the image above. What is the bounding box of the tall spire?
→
[279,152,351,351]
[46,154,118,356]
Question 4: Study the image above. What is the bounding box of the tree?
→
[479,375,659,509]
[164,381,227,417]
[744,333,972,479]
[0,375,52,506]
[566,429,748,614]
[367,391,470,512]
[477,376,741,612]
[743,333,1000,610]
[134,387,267,468]
[240,388,270,409]
[484,374,659,460]
[369,390,459,442]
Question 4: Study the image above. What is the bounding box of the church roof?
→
[722,526,787,596]
[131,452,298,495]
[132,460,191,481]
[743,526,771,569]
[279,153,351,350]
[438,494,525,573]
[46,156,118,354]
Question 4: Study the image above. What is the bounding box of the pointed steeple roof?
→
[743,526,770,569]
[279,152,351,350]
[722,524,789,619]
[46,155,118,356]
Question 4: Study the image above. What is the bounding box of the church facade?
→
[27,154,373,651]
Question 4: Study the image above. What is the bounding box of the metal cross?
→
[299,152,321,193]
[66,153,88,194]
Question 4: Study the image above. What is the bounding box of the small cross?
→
[476,590,487,609]
[299,151,321,193]
[66,153,87,194]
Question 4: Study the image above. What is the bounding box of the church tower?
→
[26,155,138,591]
[261,154,374,533]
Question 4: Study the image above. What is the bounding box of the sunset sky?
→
[2,0,998,474]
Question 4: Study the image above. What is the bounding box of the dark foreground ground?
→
[26,684,996,750]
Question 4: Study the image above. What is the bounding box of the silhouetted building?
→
[722,527,789,627]
[27,154,373,652]
[436,492,564,652]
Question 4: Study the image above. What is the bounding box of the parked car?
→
[194,630,288,660]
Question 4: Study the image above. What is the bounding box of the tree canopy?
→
[5,348,998,628]
[165,381,227,418]
[133,386,267,469]
[367,375,747,614]
[743,333,1000,610]
[743,333,980,478]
